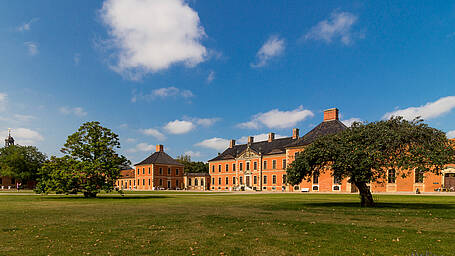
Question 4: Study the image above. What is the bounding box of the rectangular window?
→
[177,169,179,175]
[233,177,236,184]
[225,164,229,172]
[212,165,215,173]
[313,173,319,184]
[415,168,424,183]
[212,178,215,184]
[272,160,276,169]
[253,161,257,170]
[225,177,229,185]
[148,179,151,186]
[246,162,250,171]
[201,179,204,186]
[282,159,286,169]
[176,180,179,187]
[333,176,341,185]
[263,161,267,170]
[218,177,222,185]
[282,174,287,184]
[143,179,145,185]
[388,169,396,184]
[168,168,171,175]
[272,175,277,184]
[159,179,162,185]
[189,178,192,186]
[240,176,243,185]
[233,164,236,172]
[134,180,136,186]
[253,175,257,184]
[137,169,140,175]
[240,163,243,171]
[159,168,162,175]
[148,167,151,174]
[263,175,267,184]
[143,168,145,174]
[218,165,221,172]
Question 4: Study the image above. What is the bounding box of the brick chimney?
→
[248,136,254,144]
[268,133,275,142]
[156,144,164,152]
[292,128,299,139]
[229,139,236,148]
[323,108,339,122]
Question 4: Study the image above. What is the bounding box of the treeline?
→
[176,154,209,173]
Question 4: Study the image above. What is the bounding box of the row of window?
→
[117,179,179,187]
[137,167,180,176]
[210,174,287,186]
[211,159,287,173]
[387,169,424,184]
[188,178,205,186]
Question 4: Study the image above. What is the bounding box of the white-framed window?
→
[272,160,276,169]
[272,175,277,184]
[263,175,267,184]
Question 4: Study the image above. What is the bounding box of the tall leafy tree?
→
[36,121,129,197]
[287,117,455,207]
[176,154,209,173]
[0,145,47,185]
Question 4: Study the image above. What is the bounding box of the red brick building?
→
[208,108,455,193]
[117,145,184,190]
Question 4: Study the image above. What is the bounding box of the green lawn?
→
[0,193,453,255]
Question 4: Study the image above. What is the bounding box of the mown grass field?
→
[0,193,454,255]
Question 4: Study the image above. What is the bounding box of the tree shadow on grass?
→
[43,195,172,200]
[302,202,455,210]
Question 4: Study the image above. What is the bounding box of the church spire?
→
[5,128,14,147]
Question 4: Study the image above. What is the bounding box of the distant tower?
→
[5,128,14,147]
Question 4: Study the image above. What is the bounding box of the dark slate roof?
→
[208,137,298,162]
[287,120,347,147]
[208,120,347,162]
[135,151,184,166]
[119,169,135,179]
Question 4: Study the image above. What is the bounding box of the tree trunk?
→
[83,191,97,198]
[355,182,374,207]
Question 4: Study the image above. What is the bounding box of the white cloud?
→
[24,42,38,56]
[0,93,7,112]
[207,71,215,83]
[18,18,39,32]
[194,118,219,127]
[304,11,359,45]
[100,0,207,80]
[164,120,195,134]
[237,133,286,144]
[195,137,229,151]
[447,130,455,139]
[126,138,137,143]
[341,117,362,127]
[132,87,194,102]
[13,114,35,122]
[74,53,81,66]
[59,107,87,117]
[127,142,155,153]
[251,35,285,68]
[184,150,202,158]
[0,128,44,145]
[238,106,314,129]
[383,96,455,121]
[141,128,166,141]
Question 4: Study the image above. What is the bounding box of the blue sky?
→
[1,0,455,163]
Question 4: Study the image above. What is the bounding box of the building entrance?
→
[444,173,455,191]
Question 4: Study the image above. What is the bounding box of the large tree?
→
[286,117,455,207]
[176,154,209,173]
[0,145,47,185]
[36,121,129,197]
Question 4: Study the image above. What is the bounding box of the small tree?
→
[0,145,47,186]
[287,117,455,207]
[36,121,129,197]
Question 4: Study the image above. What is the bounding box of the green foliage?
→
[287,117,455,206]
[0,145,47,183]
[35,121,129,197]
[176,154,209,173]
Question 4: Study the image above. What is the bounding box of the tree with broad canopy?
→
[35,121,129,197]
[286,117,455,207]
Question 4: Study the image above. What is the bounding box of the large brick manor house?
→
[117,108,455,193]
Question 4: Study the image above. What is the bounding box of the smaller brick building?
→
[133,145,184,190]
[184,173,211,191]
[115,167,135,190]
